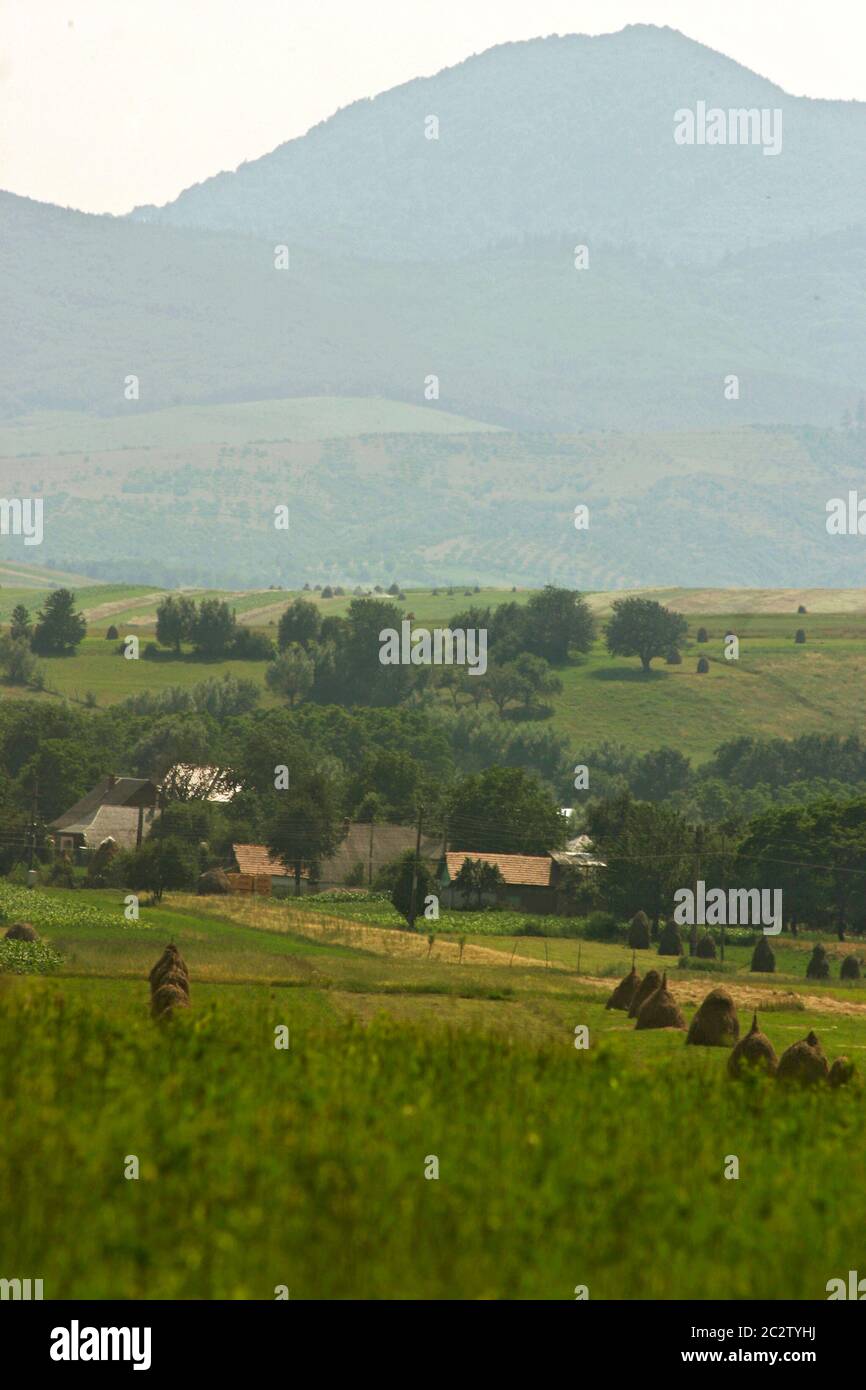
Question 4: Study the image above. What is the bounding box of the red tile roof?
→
[232,844,289,877]
[443,851,553,888]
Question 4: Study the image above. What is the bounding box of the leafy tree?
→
[266,645,315,706]
[30,589,87,656]
[191,599,236,657]
[588,794,689,930]
[385,847,435,929]
[266,769,345,897]
[9,604,31,641]
[277,598,321,651]
[522,586,596,663]
[448,766,565,856]
[0,635,39,686]
[452,856,484,906]
[156,595,196,652]
[605,597,688,673]
[119,836,197,902]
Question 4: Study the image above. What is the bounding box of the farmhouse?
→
[440,836,604,914]
[439,851,558,912]
[229,821,442,895]
[50,775,161,855]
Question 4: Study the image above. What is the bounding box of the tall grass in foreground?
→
[0,977,863,1299]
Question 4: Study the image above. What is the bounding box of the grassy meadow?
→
[4,575,866,761]
[2,884,866,1299]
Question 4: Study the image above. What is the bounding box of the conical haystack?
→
[750,937,776,973]
[728,1013,778,1078]
[628,968,662,1019]
[686,987,739,1047]
[149,943,190,1019]
[151,982,190,1020]
[777,1030,829,1084]
[840,956,861,981]
[829,1057,855,1088]
[149,943,189,993]
[635,972,686,1031]
[627,911,651,950]
[806,944,830,981]
[606,966,641,1011]
[657,921,682,957]
[695,932,716,959]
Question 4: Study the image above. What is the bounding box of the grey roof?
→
[50,776,160,834]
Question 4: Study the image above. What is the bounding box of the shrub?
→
[229,627,275,661]
[627,910,651,949]
[665,649,682,665]
[344,861,367,888]
[582,910,623,943]
[48,857,75,888]
[657,920,682,956]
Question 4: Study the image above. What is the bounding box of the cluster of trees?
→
[267,586,596,713]
[0,590,87,686]
[154,595,273,660]
[572,733,866,824]
[585,790,866,939]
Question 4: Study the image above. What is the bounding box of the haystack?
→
[606,966,640,1011]
[829,1057,855,1088]
[806,944,830,981]
[695,933,716,959]
[840,956,862,981]
[149,943,189,991]
[657,921,682,957]
[628,968,662,1019]
[627,911,651,950]
[728,1013,778,1078]
[4,922,38,941]
[151,982,190,1020]
[750,937,776,973]
[777,1030,829,1084]
[635,972,686,1031]
[198,868,230,896]
[149,943,190,1018]
[686,987,739,1047]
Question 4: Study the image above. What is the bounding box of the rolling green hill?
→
[3,576,865,764]
[1,418,864,591]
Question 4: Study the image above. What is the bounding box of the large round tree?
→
[604,597,688,673]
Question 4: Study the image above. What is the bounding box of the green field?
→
[1,884,864,1300]
[4,577,866,761]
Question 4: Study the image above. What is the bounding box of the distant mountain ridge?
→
[129,25,866,264]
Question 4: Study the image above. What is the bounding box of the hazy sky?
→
[3,0,865,214]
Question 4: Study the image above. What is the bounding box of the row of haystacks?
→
[606,967,855,1085]
[149,943,190,1020]
[752,939,864,981]
[628,912,865,980]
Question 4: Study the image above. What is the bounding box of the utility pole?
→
[691,824,703,957]
[28,775,38,870]
[407,804,424,932]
